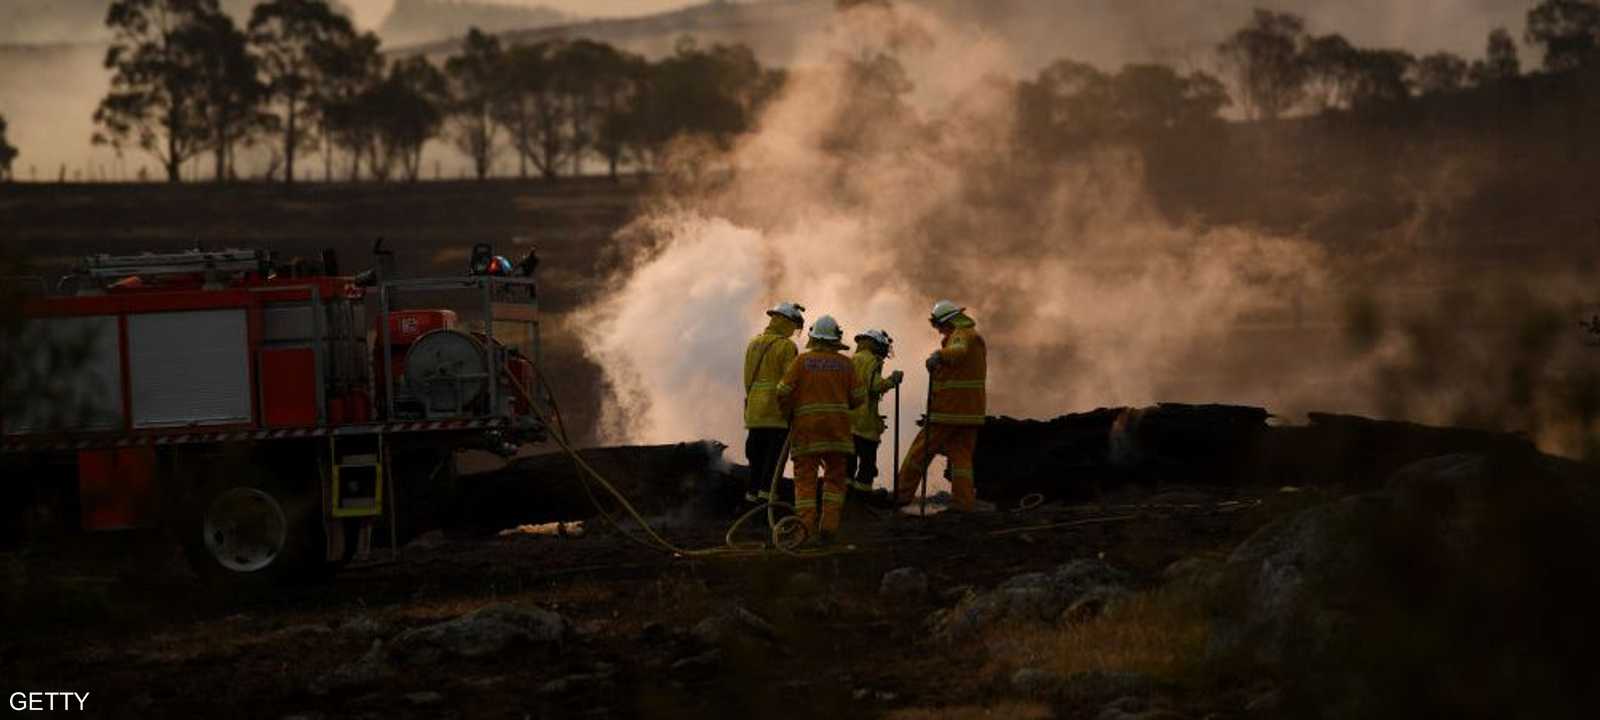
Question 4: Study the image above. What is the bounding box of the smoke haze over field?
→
[575,3,1334,478]
[576,1,1600,474]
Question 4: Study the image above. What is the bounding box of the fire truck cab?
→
[1,244,547,584]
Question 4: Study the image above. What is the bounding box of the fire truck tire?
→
[180,474,322,586]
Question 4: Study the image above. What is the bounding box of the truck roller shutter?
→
[129,309,252,428]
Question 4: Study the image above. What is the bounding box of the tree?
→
[587,47,644,179]
[1348,49,1416,110]
[361,56,447,182]
[1015,59,1228,155]
[496,41,565,180]
[187,10,267,182]
[557,40,636,177]
[1302,33,1360,110]
[822,50,915,154]
[93,0,223,182]
[445,27,505,181]
[248,0,358,186]
[1471,27,1522,85]
[313,30,383,180]
[0,114,16,181]
[1526,0,1600,71]
[1111,64,1229,135]
[619,41,775,171]
[1217,9,1308,121]
[1414,52,1468,95]
[1016,59,1113,153]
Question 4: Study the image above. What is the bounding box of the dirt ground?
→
[1,479,1320,719]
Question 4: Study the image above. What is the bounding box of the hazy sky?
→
[341,0,695,28]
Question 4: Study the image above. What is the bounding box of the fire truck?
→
[1,243,547,584]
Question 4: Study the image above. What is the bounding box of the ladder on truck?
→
[327,434,395,561]
[81,248,271,281]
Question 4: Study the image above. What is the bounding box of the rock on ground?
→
[1208,451,1600,717]
[389,603,571,665]
[311,640,395,695]
[692,605,780,651]
[880,567,929,601]
[931,558,1128,640]
[338,614,392,640]
[1011,667,1064,697]
[1159,555,1221,593]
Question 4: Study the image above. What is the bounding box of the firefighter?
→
[895,300,995,513]
[846,329,903,505]
[744,301,805,507]
[775,315,863,543]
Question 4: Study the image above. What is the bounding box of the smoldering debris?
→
[445,406,1547,533]
[975,405,1538,507]
[450,440,746,533]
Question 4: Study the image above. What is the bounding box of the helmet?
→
[854,328,893,352]
[809,314,843,342]
[765,301,806,325]
[930,299,965,325]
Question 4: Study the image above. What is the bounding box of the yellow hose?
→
[505,368,852,558]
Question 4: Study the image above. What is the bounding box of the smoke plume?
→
[575,3,1349,479]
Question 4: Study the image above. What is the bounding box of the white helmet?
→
[854,328,893,352]
[930,299,965,325]
[765,301,805,325]
[809,314,844,342]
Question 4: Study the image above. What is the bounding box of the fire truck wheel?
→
[181,479,320,585]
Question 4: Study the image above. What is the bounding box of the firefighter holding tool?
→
[895,300,995,513]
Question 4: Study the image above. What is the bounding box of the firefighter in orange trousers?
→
[775,315,863,543]
[895,300,995,513]
[846,329,903,505]
[744,302,804,508]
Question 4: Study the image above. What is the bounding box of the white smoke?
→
[575,2,1338,480]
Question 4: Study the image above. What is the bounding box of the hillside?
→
[379,0,569,47]
[395,0,1523,74]
[0,0,283,44]
[394,0,832,64]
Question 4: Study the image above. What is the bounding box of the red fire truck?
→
[1,243,547,584]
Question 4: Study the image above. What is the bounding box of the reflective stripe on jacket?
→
[743,318,799,429]
[930,316,986,426]
[849,350,894,440]
[776,345,862,456]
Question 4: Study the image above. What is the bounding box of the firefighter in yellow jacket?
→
[895,300,994,513]
[846,329,903,501]
[744,302,804,506]
[776,315,862,542]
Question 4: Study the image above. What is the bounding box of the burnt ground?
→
[5,180,1596,718]
[0,478,1319,719]
[8,404,1581,718]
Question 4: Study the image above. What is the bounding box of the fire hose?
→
[502,358,1050,558]
[503,367,851,558]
